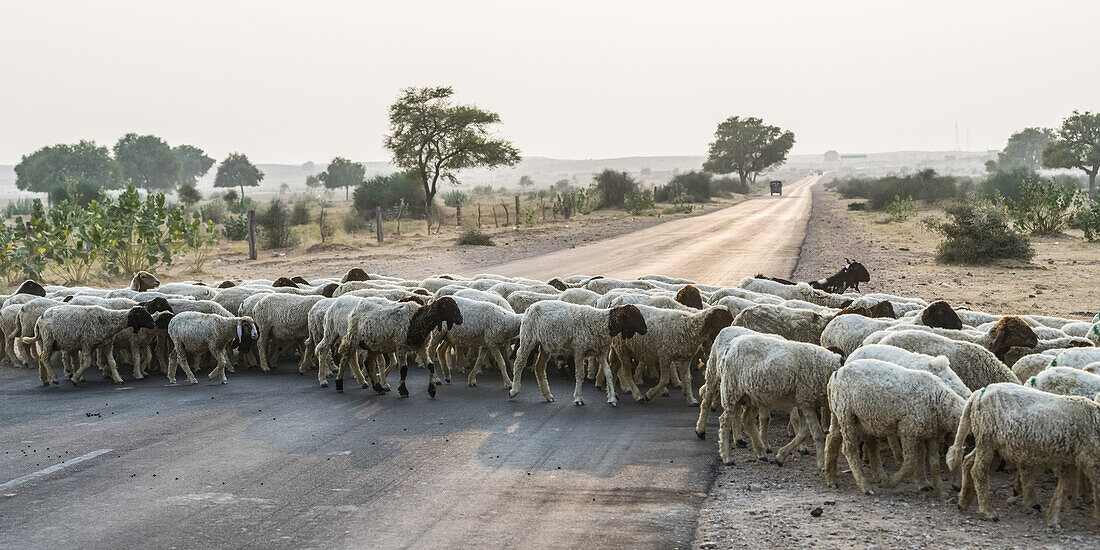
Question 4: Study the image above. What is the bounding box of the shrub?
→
[885,195,916,222]
[829,169,959,209]
[982,168,1034,201]
[353,172,425,217]
[223,214,248,241]
[623,189,655,214]
[661,204,694,215]
[924,200,1033,264]
[456,228,494,246]
[442,190,469,207]
[229,196,256,214]
[593,169,639,208]
[3,198,36,218]
[343,212,372,233]
[847,202,867,211]
[666,171,714,202]
[1004,176,1078,235]
[714,175,749,194]
[1071,196,1100,241]
[177,182,203,209]
[200,201,227,225]
[291,198,312,225]
[256,200,299,248]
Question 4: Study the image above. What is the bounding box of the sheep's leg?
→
[758,408,773,454]
[316,339,335,387]
[970,440,1000,521]
[957,451,977,512]
[718,408,734,465]
[212,349,232,385]
[509,340,536,399]
[776,410,811,467]
[256,329,273,372]
[926,439,943,497]
[824,427,843,488]
[1045,466,1070,529]
[467,348,487,387]
[434,338,451,384]
[1018,464,1038,510]
[37,341,55,385]
[676,361,697,405]
[867,438,885,483]
[416,349,439,398]
[644,361,672,401]
[166,349,179,384]
[887,435,903,466]
[175,346,198,384]
[669,361,682,389]
[840,423,874,494]
[344,348,372,391]
[129,340,144,380]
[743,406,770,461]
[491,347,513,389]
[102,343,124,384]
[70,346,96,385]
[571,352,587,406]
[531,351,554,403]
[598,354,617,406]
[615,349,645,403]
[885,436,923,490]
[298,337,314,375]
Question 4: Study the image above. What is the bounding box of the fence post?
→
[455,203,462,230]
[246,210,257,260]
[375,206,383,243]
[514,195,520,227]
[477,203,482,228]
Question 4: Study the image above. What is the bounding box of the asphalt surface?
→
[0,183,814,549]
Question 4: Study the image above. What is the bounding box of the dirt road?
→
[487,175,818,284]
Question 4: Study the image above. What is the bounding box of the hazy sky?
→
[1,1,1097,165]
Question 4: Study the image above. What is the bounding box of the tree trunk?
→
[739,173,748,193]
[1090,169,1097,200]
[424,196,433,231]
[240,184,245,199]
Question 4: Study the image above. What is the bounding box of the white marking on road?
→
[0,449,112,492]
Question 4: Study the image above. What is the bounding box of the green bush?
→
[593,169,639,208]
[661,204,694,215]
[885,195,916,222]
[982,168,1034,201]
[223,214,248,241]
[1070,196,1100,241]
[442,190,469,207]
[829,169,960,209]
[343,212,372,233]
[200,201,227,225]
[229,196,256,214]
[1004,176,1079,235]
[847,202,867,211]
[714,175,749,194]
[924,201,1034,264]
[623,189,655,214]
[456,228,494,246]
[353,172,425,217]
[291,198,312,225]
[667,171,714,202]
[3,198,36,218]
[256,200,299,248]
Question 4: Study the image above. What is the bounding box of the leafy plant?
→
[885,195,916,222]
[456,228,494,246]
[593,169,639,208]
[257,200,299,248]
[200,200,228,225]
[1004,176,1078,235]
[1070,196,1100,241]
[623,189,655,214]
[0,220,21,284]
[223,214,249,241]
[661,204,694,215]
[291,198,312,225]
[3,198,36,218]
[924,200,1034,264]
[442,190,469,207]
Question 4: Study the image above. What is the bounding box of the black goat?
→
[754,260,870,295]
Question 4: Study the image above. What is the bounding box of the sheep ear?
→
[237,324,243,343]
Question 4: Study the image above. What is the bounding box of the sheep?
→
[112,310,175,379]
[873,315,1039,362]
[915,300,964,330]
[13,297,68,366]
[713,334,843,467]
[340,267,371,283]
[1048,347,1100,369]
[166,312,258,384]
[487,281,560,299]
[847,344,971,398]
[1028,366,1100,398]
[731,303,834,344]
[1011,351,1060,382]
[558,288,602,307]
[1001,337,1094,367]
[711,296,759,317]
[314,295,373,389]
[340,296,463,398]
[582,277,657,295]
[638,274,697,285]
[13,279,47,297]
[129,271,161,291]
[212,286,273,317]
[612,305,734,404]
[608,293,693,312]
[511,302,647,406]
[249,293,327,371]
[737,277,851,309]
[1061,321,1100,345]
[817,312,904,356]
[344,288,428,303]
[674,285,705,309]
[824,358,966,496]
[300,298,336,380]
[694,326,765,439]
[506,290,559,313]
[707,287,784,306]
[22,305,157,385]
[448,288,512,310]
[947,383,1100,527]
[165,299,233,317]
[430,296,523,388]
[156,283,219,301]
[867,331,1020,391]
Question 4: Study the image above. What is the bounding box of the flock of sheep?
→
[3,267,1100,528]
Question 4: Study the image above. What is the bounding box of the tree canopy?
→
[593,169,639,208]
[384,86,521,226]
[320,157,366,200]
[173,144,215,187]
[14,140,122,206]
[703,116,795,187]
[176,182,203,209]
[1043,111,1100,198]
[113,133,181,190]
[996,127,1053,171]
[214,153,264,198]
[518,175,534,187]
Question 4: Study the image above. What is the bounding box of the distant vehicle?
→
[769,180,782,196]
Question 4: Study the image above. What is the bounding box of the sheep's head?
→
[131,271,160,292]
[153,311,175,330]
[405,297,464,347]
[869,300,896,319]
[290,276,310,285]
[845,259,871,285]
[139,296,173,314]
[234,317,259,354]
[834,305,873,319]
[921,300,962,330]
[319,283,339,298]
[126,306,157,333]
[676,285,704,310]
[217,280,237,289]
[701,307,734,341]
[547,277,569,291]
[988,315,1038,360]
[272,277,299,288]
[609,304,647,340]
[14,280,46,297]
[341,268,370,283]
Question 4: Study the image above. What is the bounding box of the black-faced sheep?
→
[167,311,258,384]
[22,305,157,385]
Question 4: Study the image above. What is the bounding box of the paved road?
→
[487,175,818,285]
[0,180,814,549]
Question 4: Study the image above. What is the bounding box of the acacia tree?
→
[320,157,365,200]
[114,133,181,190]
[14,140,122,206]
[518,175,534,188]
[1043,111,1100,198]
[214,153,264,198]
[702,116,795,189]
[996,127,1052,171]
[173,144,215,187]
[384,86,521,228]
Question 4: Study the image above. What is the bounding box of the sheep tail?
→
[946,391,976,472]
[20,322,40,345]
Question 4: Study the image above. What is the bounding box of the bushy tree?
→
[177,182,203,209]
[1004,176,1079,235]
[114,133,181,190]
[352,172,425,216]
[14,141,122,206]
[996,127,1052,171]
[172,144,215,187]
[703,116,795,189]
[214,152,264,198]
[666,171,714,202]
[1043,111,1100,198]
[320,157,365,200]
[924,201,1033,264]
[518,175,534,188]
[385,86,521,228]
[257,199,299,248]
[593,169,639,208]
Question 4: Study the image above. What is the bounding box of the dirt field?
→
[694,183,1100,548]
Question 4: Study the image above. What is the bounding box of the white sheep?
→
[511,301,648,406]
[248,293,326,371]
[1048,347,1100,369]
[1027,366,1100,398]
[431,296,522,388]
[731,303,834,345]
[694,326,767,439]
[22,305,157,385]
[824,358,965,496]
[847,344,970,398]
[737,277,851,308]
[167,311,258,384]
[866,330,1020,391]
[947,383,1100,527]
[819,313,902,355]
